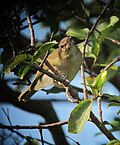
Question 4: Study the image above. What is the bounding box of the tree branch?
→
[0,121,68,130]
[90,112,116,140]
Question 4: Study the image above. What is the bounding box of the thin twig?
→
[39,129,44,145]
[106,37,120,46]
[97,97,103,122]
[103,56,120,71]
[20,17,47,31]
[0,123,54,145]
[81,0,114,100]
[25,5,35,48]
[66,136,80,145]
[0,121,68,130]
[2,108,12,126]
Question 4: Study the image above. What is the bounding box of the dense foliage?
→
[0,0,120,145]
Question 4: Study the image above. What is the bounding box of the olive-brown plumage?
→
[18,37,82,102]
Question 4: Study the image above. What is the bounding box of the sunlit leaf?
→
[107,16,119,28]
[33,40,57,61]
[78,42,96,59]
[24,139,40,145]
[66,27,89,40]
[93,70,107,90]
[86,70,107,96]
[99,16,119,44]
[107,139,120,145]
[68,99,92,134]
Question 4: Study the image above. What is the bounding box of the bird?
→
[18,37,82,102]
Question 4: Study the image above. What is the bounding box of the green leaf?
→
[117,110,120,115]
[108,94,120,103]
[68,99,92,134]
[66,27,89,40]
[99,16,119,44]
[92,40,100,56]
[24,139,40,145]
[35,41,43,48]
[43,86,64,94]
[78,42,96,58]
[110,119,120,130]
[103,118,120,131]
[107,16,119,28]
[33,40,57,61]
[92,70,107,90]
[108,103,120,107]
[5,54,27,74]
[86,70,107,96]
[86,70,107,89]
[18,64,31,79]
[107,139,120,145]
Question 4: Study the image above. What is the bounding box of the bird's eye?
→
[60,44,64,48]
[60,42,67,48]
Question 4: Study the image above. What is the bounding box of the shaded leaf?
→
[108,103,120,107]
[103,118,120,131]
[107,94,120,103]
[117,110,120,115]
[18,65,31,79]
[110,119,120,130]
[5,54,27,74]
[68,99,92,134]
[92,39,100,64]
[43,86,64,94]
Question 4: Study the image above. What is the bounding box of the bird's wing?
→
[29,71,43,90]
[30,49,60,91]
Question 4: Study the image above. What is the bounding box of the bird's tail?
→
[18,87,37,102]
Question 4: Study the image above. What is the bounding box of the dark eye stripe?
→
[60,42,67,48]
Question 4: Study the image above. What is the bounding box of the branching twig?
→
[0,121,68,130]
[90,112,116,140]
[81,0,114,100]
[2,108,12,126]
[0,123,54,145]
